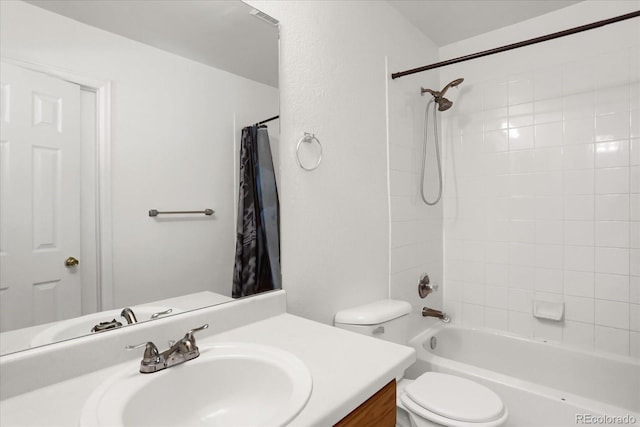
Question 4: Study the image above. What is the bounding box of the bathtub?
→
[405,324,640,426]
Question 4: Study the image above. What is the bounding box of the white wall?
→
[0,1,278,308]
[246,1,440,324]
[439,1,640,357]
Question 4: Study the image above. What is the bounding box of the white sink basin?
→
[80,342,313,427]
[30,306,178,347]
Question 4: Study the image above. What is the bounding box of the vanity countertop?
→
[0,312,415,426]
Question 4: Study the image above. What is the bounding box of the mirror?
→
[0,0,280,355]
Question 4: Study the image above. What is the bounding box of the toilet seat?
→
[399,373,508,427]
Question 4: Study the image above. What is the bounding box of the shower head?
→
[420,77,464,112]
[437,97,453,111]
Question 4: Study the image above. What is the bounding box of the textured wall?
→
[247,1,439,324]
[439,1,640,357]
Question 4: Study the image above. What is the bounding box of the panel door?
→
[0,61,82,332]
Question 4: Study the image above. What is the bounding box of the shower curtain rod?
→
[391,10,640,79]
[257,115,279,125]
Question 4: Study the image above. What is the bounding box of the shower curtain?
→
[232,125,281,298]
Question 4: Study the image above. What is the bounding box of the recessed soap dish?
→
[533,300,564,321]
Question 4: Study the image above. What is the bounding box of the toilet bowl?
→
[334,300,508,427]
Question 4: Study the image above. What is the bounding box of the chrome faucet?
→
[126,324,209,373]
[121,307,138,324]
[422,307,450,323]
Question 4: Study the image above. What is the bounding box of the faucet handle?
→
[186,324,209,336]
[126,341,161,364]
[418,274,439,298]
[150,308,173,319]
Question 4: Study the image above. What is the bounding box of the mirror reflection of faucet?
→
[120,308,138,324]
[90,307,174,334]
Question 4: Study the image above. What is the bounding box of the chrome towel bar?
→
[149,209,214,217]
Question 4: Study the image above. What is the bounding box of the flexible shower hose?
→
[420,99,442,206]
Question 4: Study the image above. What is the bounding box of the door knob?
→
[64,256,79,267]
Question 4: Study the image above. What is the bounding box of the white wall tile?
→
[563,92,594,120]
[595,273,630,302]
[441,4,636,353]
[631,331,640,358]
[564,245,595,272]
[595,167,629,195]
[536,220,563,245]
[564,270,594,297]
[509,288,533,313]
[534,67,563,101]
[508,102,534,128]
[535,147,563,171]
[509,77,533,106]
[462,303,485,327]
[535,122,563,148]
[563,117,594,145]
[631,166,640,194]
[595,140,629,168]
[509,126,535,150]
[595,221,630,248]
[564,221,594,246]
[630,276,640,305]
[630,304,640,332]
[508,265,535,290]
[563,144,595,170]
[485,307,509,331]
[564,170,594,195]
[595,111,630,142]
[535,99,563,124]
[535,268,563,294]
[595,247,629,275]
[485,285,509,309]
[632,194,640,221]
[595,195,629,221]
[630,139,640,165]
[595,299,629,329]
[484,130,508,153]
[483,80,508,109]
[631,249,640,276]
[565,295,595,323]
[631,222,640,249]
[509,311,534,338]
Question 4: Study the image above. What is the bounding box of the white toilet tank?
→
[334,299,412,345]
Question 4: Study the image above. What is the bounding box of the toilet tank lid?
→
[334,300,412,325]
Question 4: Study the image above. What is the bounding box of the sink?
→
[80,342,313,427]
[30,306,179,347]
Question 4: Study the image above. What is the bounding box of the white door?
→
[0,61,82,332]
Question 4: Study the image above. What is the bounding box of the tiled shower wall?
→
[440,4,639,357]
[387,55,444,321]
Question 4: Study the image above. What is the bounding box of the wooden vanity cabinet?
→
[335,379,396,427]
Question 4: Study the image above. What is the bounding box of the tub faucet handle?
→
[418,274,438,298]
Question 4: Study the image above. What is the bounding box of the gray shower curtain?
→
[232,125,281,298]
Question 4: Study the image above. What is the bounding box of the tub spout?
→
[422,307,450,323]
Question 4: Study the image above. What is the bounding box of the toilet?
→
[334,300,508,427]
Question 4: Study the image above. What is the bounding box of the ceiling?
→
[388,0,583,46]
[26,0,279,87]
[25,0,587,86]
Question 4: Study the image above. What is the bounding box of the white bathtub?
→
[405,324,640,426]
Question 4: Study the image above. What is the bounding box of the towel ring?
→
[296,133,322,171]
